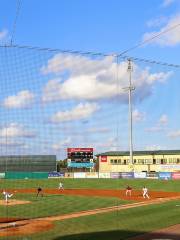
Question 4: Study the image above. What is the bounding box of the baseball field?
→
[0,178,180,240]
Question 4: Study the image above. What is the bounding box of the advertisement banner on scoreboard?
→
[67,148,93,153]
[158,172,172,180]
[99,172,111,178]
[68,162,94,168]
[172,172,180,180]
[134,172,147,179]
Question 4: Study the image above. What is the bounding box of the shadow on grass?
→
[52,229,180,240]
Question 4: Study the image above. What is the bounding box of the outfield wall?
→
[47,172,180,180]
[1,171,180,180]
[5,172,48,179]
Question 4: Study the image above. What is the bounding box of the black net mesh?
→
[0,45,179,239]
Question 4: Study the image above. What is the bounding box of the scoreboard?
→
[67,148,94,168]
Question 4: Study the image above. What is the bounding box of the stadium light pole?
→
[127,59,135,166]
[123,59,135,167]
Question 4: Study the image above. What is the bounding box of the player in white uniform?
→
[59,182,64,190]
[142,186,150,199]
[2,191,13,203]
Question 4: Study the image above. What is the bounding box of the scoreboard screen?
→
[67,148,93,163]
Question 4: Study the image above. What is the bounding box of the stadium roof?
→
[96,150,180,156]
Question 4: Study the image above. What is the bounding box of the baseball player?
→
[59,182,64,190]
[125,185,132,196]
[142,186,150,199]
[36,187,43,197]
[2,190,13,203]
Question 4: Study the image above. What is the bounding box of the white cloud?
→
[97,137,119,151]
[162,0,175,7]
[132,109,145,122]
[50,102,99,123]
[146,16,168,28]
[0,29,8,41]
[146,114,168,132]
[143,14,180,46]
[167,130,180,138]
[145,145,162,151]
[41,54,171,102]
[3,90,35,109]
[158,114,168,125]
[0,123,36,138]
[52,137,71,151]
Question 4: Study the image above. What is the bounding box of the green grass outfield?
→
[1,178,180,191]
[1,178,180,240]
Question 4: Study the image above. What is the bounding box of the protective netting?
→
[0,45,180,239]
[1,46,179,160]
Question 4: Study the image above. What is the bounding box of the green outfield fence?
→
[5,171,48,179]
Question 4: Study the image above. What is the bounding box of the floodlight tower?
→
[127,59,135,166]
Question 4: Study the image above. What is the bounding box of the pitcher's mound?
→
[0,200,31,206]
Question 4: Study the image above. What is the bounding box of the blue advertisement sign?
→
[68,162,94,168]
[110,172,121,178]
[120,172,134,179]
[48,172,64,178]
[158,172,172,180]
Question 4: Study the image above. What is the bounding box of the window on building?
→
[114,159,117,164]
[134,159,136,164]
[124,160,126,165]
[153,159,156,164]
[144,159,152,164]
[118,159,121,164]
[110,159,114,164]
[141,159,145,164]
[161,159,164,164]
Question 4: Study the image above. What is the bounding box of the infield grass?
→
[0,193,128,218]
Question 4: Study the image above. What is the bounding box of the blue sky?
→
[0,0,180,159]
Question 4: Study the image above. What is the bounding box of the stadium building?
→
[97,150,180,173]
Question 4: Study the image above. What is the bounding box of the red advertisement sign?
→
[101,156,107,162]
[67,148,93,153]
[172,172,180,180]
